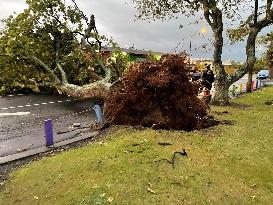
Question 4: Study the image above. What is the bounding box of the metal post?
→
[44,119,54,147]
[240,84,243,94]
[93,105,105,124]
[256,80,259,89]
[246,82,248,92]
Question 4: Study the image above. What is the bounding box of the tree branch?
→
[254,0,259,25]
[266,0,273,18]
[31,56,61,84]
[80,14,112,82]
[55,38,68,84]
[203,7,213,27]
[71,0,89,25]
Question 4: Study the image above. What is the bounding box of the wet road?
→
[0,94,96,157]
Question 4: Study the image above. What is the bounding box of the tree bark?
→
[203,3,230,105]
[211,25,230,105]
[31,55,111,100]
[246,28,259,92]
[57,80,111,99]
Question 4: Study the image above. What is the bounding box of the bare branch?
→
[71,0,89,25]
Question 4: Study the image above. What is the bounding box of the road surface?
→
[0,94,96,157]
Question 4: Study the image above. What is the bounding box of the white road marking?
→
[0,112,30,117]
[7,95,14,97]
[17,94,24,96]
[0,99,75,110]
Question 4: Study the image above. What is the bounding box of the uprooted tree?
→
[0,0,116,98]
[104,54,208,130]
[132,0,273,104]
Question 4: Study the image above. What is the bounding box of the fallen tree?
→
[104,54,208,130]
[0,0,114,98]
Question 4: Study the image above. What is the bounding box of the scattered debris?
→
[72,123,81,127]
[250,195,257,200]
[57,126,90,134]
[107,197,114,203]
[90,122,110,131]
[265,100,273,105]
[100,193,106,197]
[158,142,172,146]
[131,143,141,147]
[147,187,156,194]
[153,149,188,169]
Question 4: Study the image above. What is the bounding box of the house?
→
[101,47,165,62]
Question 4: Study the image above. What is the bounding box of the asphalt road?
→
[0,94,97,157]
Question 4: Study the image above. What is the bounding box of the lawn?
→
[1,88,273,205]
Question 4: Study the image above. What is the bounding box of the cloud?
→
[0,0,269,61]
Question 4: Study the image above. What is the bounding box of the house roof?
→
[102,47,166,56]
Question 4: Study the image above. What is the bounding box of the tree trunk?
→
[212,64,230,105]
[210,20,230,105]
[246,28,259,92]
[57,80,111,99]
[247,0,259,92]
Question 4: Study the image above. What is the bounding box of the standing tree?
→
[0,0,114,99]
[265,32,273,79]
[228,0,273,92]
[132,0,273,104]
[132,0,243,105]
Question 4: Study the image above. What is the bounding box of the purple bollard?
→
[44,119,54,147]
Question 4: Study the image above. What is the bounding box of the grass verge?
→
[1,88,273,205]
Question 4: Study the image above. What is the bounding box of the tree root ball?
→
[104,54,208,130]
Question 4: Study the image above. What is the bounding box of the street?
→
[0,74,263,157]
[0,94,96,157]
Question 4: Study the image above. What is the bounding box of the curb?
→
[0,131,99,165]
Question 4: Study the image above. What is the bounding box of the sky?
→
[0,0,271,62]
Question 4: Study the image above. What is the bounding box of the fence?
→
[229,80,263,98]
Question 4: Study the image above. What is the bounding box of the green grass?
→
[1,88,273,205]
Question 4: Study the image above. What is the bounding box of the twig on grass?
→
[153,149,188,169]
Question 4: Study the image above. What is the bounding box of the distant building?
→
[101,47,165,62]
[189,57,236,72]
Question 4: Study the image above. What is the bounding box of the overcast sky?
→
[0,0,271,61]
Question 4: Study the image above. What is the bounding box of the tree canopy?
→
[0,0,119,98]
[132,0,273,102]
